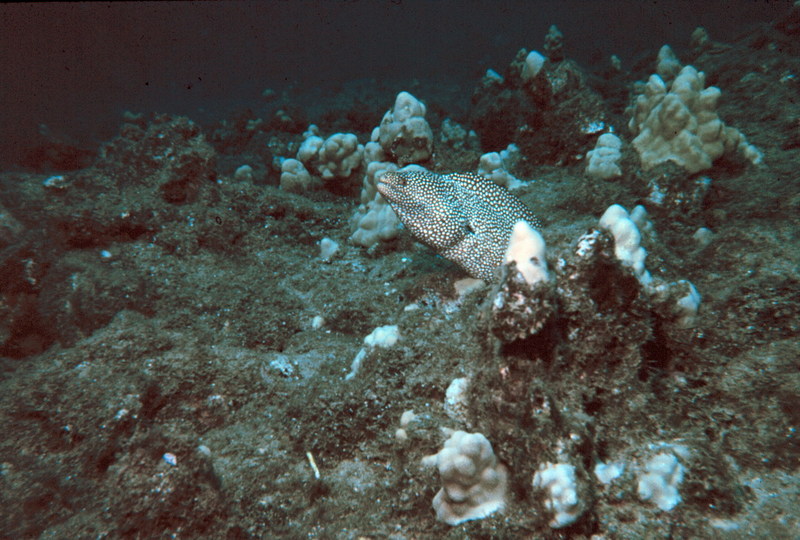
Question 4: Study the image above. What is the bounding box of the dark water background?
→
[0,1,788,166]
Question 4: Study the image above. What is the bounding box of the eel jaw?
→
[376,172,404,202]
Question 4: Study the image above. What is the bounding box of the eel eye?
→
[381,172,400,187]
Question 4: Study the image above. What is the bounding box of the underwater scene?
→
[1,1,798,538]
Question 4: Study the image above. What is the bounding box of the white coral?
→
[656,45,682,84]
[422,431,507,525]
[297,125,324,163]
[317,133,364,179]
[637,453,685,511]
[599,204,702,326]
[478,144,523,189]
[297,126,364,180]
[521,50,546,80]
[598,204,651,285]
[444,377,470,423]
[348,161,401,247]
[629,65,762,173]
[378,91,433,166]
[280,159,317,193]
[533,462,583,528]
[585,133,623,180]
[504,220,548,285]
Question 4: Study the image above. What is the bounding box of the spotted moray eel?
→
[377,170,541,281]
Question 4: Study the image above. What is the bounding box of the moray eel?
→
[377,170,541,281]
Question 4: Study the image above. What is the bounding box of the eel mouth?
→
[376,172,403,201]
